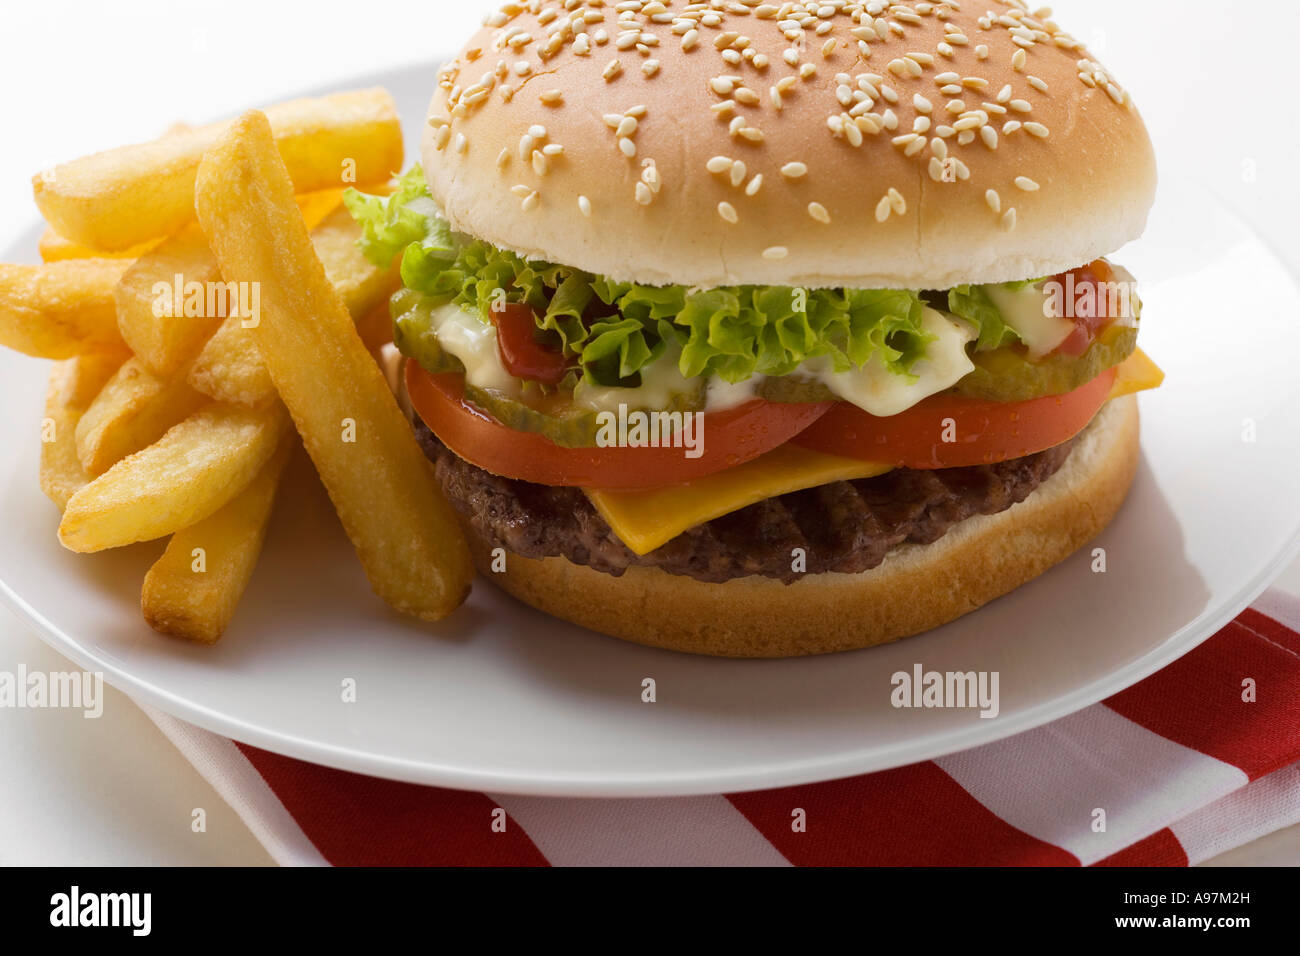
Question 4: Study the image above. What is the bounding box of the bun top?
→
[422,0,1156,290]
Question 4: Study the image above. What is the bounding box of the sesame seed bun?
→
[467,395,1139,658]
[423,1,1156,290]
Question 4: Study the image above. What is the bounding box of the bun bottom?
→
[469,396,1141,658]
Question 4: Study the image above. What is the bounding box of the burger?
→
[345,0,1161,657]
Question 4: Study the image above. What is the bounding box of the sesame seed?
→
[875,195,892,222]
[1003,120,1023,134]
[718,201,739,223]
[643,60,661,77]
[746,174,764,196]
[928,157,945,181]
[888,188,906,214]
[682,28,699,51]
[931,137,948,160]
[1024,121,1050,137]
[1002,207,1017,230]
[578,195,593,217]
[617,116,638,137]
[432,125,451,150]
[763,247,789,260]
[510,185,530,198]
[808,202,831,224]
[635,182,653,205]
[529,125,547,140]
[781,162,808,179]
[1012,49,1027,71]
[985,189,1001,213]
[454,133,468,153]
[914,94,933,113]
[980,126,998,149]
[603,59,622,80]
[496,147,511,168]
[531,150,548,175]
[1028,75,1049,93]
[618,136,637,157]
[730,160,747,187]
[1015,176,1040,191]
[540,89,563,105]
[737,127,765,143]
[603,113,623,129]
[707,155,733,174]
[1009,99,1032,113]
[521,191,540,213]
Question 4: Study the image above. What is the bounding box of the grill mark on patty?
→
[416,418,1077,585]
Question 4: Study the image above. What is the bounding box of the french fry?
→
[0,260,131,358]
[186,317,274,407]
[195,110,472,621]
[40,354,126,509]
[75,356,208,477]
[33,89,402,252]
[141,433,293,643]
[114,225,226,375]
[308,203,401,319]
[188,196,399,407]
[120,190,345,381]
[38,228,160,263]
[59,401,290,553]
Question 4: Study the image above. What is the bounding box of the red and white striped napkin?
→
[141,588,1300,866]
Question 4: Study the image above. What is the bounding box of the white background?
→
[1,0,1298,864]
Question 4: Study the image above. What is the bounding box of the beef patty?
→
[415,418,1077,584]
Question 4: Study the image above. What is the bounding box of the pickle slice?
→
[756,375,837,404]
[392,287,467,375]
[464,381,705,447]
[756,324,1137,405]
[950,325,1137,401]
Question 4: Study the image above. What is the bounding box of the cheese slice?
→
[586,444,893,556]
[1106,347,1165,400]
[587,349,1164,556]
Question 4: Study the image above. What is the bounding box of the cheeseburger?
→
[345,0,1162,657]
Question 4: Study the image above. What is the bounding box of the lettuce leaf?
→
[345,169,1033,388]
[947,285,1022,351]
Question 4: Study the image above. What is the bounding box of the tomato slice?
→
[792,366,1118,469]
[490,303,570,385]
[405,361,833,489]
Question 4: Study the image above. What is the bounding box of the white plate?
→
[3,65,1299,797]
